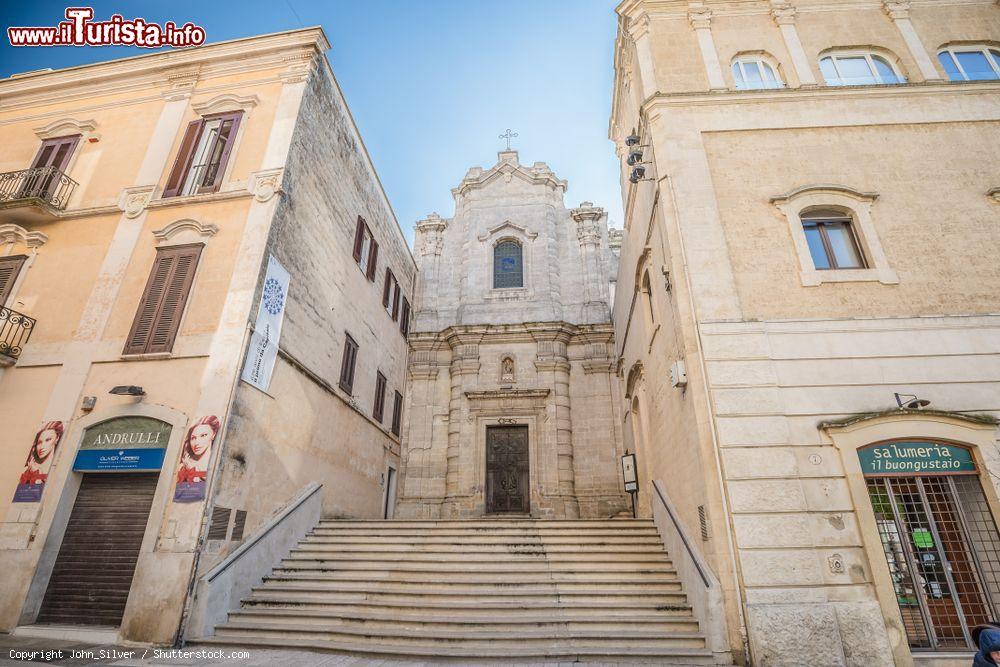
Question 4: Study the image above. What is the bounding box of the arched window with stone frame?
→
[493,238,524,289]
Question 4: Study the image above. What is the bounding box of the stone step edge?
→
[242,597,694,612]
[228,609,697,625]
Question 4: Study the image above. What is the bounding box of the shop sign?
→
[73,417,171,472]
[859,441,976,476]
[621,452,638,492]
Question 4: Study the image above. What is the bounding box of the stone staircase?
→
[196,519,723,663]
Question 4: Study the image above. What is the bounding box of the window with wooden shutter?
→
[399,297,410,337]
[162,112,242,198]
[382,268,393,308]
[391,390,403,436]
[0,256,27,305]
[366,239,379,282]
[353,217,366,262]
[339,333,359,394]
[373,371,387,422]
[123,244,202,355]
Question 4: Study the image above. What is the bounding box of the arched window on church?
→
[493,240,523,289]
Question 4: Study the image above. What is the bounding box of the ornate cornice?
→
[33,117,98,140]
[191,92,259,116]
[882,0,911,19]
[770,1,797,25]
[770,184,879,205]
[478,220,539,243]
[152,218,219,242]
[452,151,567,198]
[0,223,48,248]
[688,3,713,29]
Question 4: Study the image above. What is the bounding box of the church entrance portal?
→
[486,425,529,514]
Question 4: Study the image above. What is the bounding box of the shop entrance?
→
[863,442,1000,651]
[36,473,158,626]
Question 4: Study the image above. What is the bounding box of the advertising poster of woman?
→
[173,415,220,503]
[12,421,64,503]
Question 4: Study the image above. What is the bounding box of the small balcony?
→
[0,167,78,224]
[0,306,36,366]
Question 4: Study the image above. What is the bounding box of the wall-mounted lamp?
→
[109,385,146,397]
[894,392,930,410]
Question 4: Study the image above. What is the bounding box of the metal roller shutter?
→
[36,473,159,626]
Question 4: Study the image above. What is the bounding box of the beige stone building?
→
[610,0,1000,665]
[0,27,414,645]
[397,150,629,519]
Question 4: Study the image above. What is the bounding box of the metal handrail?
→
[0,166,78,210]
[0,306,36,362]
[652,479,717,588]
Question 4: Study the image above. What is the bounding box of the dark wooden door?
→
[37,473,158,626]
[486,425,529,514]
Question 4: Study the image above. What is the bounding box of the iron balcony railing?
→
[0,307,36,363]
[0,166,78,211]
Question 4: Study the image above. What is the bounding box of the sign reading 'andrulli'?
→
[858,441,976,475]
[73,416,172,472]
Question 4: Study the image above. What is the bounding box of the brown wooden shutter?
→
[162,120,203,198]
[366,240,379,281]
[0,255,27,305]
[391,284,401,321]
[352,217,365,262]
[201,112,242,193]
[339,334,358,393]
[400,297,410,336]
[391,390,403,436]
[382,269,392,307]
[124,245,202,355]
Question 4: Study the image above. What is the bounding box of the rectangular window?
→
[391,390,403,436]
[0,255,28,305]
[383,269,399,318]
[162,112,243,198]
[339,333,359,394]
[353,217,378,281]
[399,297,410,337]
[801,217,865,270]
[21,135,80,201]
[124,244,202,355]
[373,371,387,422]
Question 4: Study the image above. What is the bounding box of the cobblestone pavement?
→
[1,635,702,667]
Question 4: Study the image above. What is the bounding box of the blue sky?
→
[1,1,624,243]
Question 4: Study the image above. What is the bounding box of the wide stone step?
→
[304,534,664,545]
[242,595,695,616]
[258,576,684,594]
[316,520,654,529]
[288,548,670,563]
[271,567,679,583]
[211,621,707,648]
[194,635,718,663]
[296,540,666,553]
[309,527,662,537]
[249,585,689,606]
[227,608,701,633]
[277,559,675,573]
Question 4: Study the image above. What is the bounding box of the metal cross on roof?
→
[498,128,518,150]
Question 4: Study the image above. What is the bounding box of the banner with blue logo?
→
[241,255,290,392]
[73,416,171,472]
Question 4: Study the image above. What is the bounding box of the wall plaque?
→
[858,441,976,476]
[73,416,171,472]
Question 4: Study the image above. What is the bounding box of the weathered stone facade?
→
[397,151,628,519]
[611,1,1000,665]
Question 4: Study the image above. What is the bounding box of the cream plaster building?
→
[0,27,414,645]
[610,0,1000,665]
[397,150,629,519]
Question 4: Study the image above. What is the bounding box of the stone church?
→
[396,150,629,519]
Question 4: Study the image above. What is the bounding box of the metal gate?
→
[36,473,159,626]
[867,474,1000,650]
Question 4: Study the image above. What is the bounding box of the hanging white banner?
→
[241,255,290,392]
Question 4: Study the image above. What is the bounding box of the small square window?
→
[801,213,865,270]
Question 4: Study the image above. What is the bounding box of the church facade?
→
[396,150,629,519]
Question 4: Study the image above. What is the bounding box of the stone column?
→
[570,202,610,323]
[443,332,481,517]
[883,0,941,81]
[413,213,447,330]
[688,3,727,91]
[626,13,658,98]
[770,2,818,87]
[533,326,578,518]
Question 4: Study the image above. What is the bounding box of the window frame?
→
[800,212,868,271]
[492,238,524,289]
[373,371,387,423]
[399,297,410,337]
[390,390,403,437]
[123,243,203,356]
[353,216,378,281]
[937,46,1000,81]
[339,333,359,394]
[0,255,28,306]
[162,111,243,198]
[819,51,906,86]
[731,55,785,90]
[382,268,400,319]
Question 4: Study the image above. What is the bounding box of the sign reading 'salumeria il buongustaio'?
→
[858,441,976,475]
[73,416,172,472]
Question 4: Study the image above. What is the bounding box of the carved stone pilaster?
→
[415,213,447,256]
[770,1,797,25]
[883,0,911,20]
[570,201,604,247]
[688,3,713,29]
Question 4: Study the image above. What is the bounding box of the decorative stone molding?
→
[478,221,538,243]
[152,218,219,244]
[192,92,259,116]
[162,66,201,101]
[688,3,713,29]
[625,361,644,399]
[570,201,605,246]
[118,185,156,219]
[0,223,48,248]
[415,213,447,256]
[608,228,623,256]
[453,151,567,197]
[770,1,797,25]
[279,52,315,84]
[499,355,516,384]
[633,245,653,287]
[770,184,897,287]
[249,168,284,203]
[33,117,98,140]
[627,13,651,41]
[882,0,911,20]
